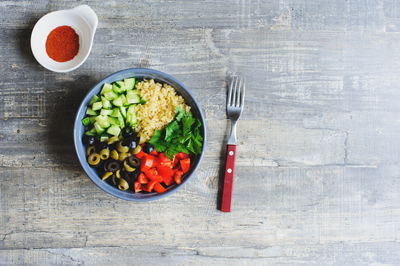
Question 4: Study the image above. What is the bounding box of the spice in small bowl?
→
[31,5,98,73]
[45,26,80,62]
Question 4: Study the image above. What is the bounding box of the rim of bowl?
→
[73,68,207,201]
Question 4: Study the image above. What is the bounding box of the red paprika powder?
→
[45,25,79,62]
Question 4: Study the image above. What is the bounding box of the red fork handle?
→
[220,145,237,212]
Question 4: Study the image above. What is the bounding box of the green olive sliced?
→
[118,178,129,191]
[88,153,101,166]
[107,136,119,145]
[116,169,121,179]
[124,160,136,172]
[117,141,129,153]
[132,145,141,155]
[102,171,113,181]
[110,149,119,160]
[86,146,96,157]
[99,148,110,160]
[119,152,129,161]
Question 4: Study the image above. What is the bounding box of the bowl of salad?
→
[73,68,206,201]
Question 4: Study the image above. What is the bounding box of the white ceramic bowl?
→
[31,5,98,73]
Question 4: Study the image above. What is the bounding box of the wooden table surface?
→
[1,1,400,265]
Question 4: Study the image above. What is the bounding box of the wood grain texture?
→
[1,0,400,265]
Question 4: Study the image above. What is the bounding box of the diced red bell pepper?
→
[173,156,179,168]
[176,152,189,160]
[138,173,149,184]
[174,170,183,184]
[154,182,166,193]
[157,165,174,178]
[180,158,190,173]
[136,149,145,159]
[158,152,173,168]
[145,180,157,192]
[150,149,158,156]
[141,155,157,172]
[163,175,173,186]
[144,168,163,182]
[134,181,142,193]
[157,165,174,186]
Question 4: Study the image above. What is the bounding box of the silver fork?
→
[220,74,245,212]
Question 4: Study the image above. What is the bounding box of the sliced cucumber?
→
[107,125,121,136]
[92,101,103,111]
[100,83,113,95]
[116,81,124,88]
[95,115,110,129]
[86,107,98,116]
[85,127,97,136]
[100,109,112,116]
[81,117,91,126]
[110,108,121,118]
[112,95,127,107]
[119,106,127,118]
[94,122,105,135]
[126,105,137,126]
[113,82,125,94]
[107,116,120,126]
[104,91,118,101]
[100,134,110,142]
[101,96,112,109]
[121,95,128,106]
[89,95,100,105]
[126,90,140,104]
[124,78,135,90]
[84,78,140,139]
[117,112,125,128]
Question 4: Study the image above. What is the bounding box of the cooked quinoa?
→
[134,79,190,143]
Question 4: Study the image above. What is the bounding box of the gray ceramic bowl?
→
[73,68,206,201]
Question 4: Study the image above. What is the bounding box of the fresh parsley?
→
[149,108,203,160]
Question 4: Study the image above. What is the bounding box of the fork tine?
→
[236,76,243,107]
[231,75,239,107]
[240,77,245,107]
[227,76,235,106]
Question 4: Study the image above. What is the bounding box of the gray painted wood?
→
[1,0,400,265]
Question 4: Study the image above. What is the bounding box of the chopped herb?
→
[165,120,180,142]
[175,106,185,122]
[149,110,203,160]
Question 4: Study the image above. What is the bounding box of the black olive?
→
[123,138,138,149]
[95,160,105,170]
[122,127,136,139]
[122,170,135,184]
[83,135,96,146]
[108,142,117,151]
[122,138,131,147]
[96,141,108,151]
[131,168,140,180]
[119,168,128,178]
[111,175,117,186]
[143,143,154,154]
[128,156,141,168]
[103,159,111,172]
[104,160,120,172]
